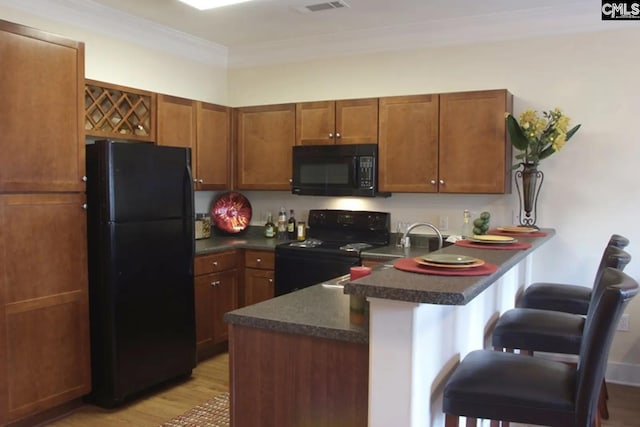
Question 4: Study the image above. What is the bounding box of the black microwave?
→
[291,144,388,197]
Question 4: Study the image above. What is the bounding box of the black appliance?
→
[291,143,389,197]
[274,209,390,296]
[85,140,196,408]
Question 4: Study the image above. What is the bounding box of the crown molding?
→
[0,0,228,68]
[227,3,623,68]
[2,1,630,70]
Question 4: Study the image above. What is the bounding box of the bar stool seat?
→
[492,308,583,354]
[518,234,630,314]
[444,350,576,425]
[492,246,630,355]
[443,268,639,427]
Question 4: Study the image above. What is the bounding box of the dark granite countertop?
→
[345,229,555,305]
[224,275,368,344]
[196,226,445,257]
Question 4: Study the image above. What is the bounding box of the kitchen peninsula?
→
[224,230,554,427]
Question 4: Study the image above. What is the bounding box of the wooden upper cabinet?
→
[157,94,196,151]
[378,94,440,193]
[157,95,231,190]
[235,104,295,190]
[84,80,156,142]
[439,89,513,194]
[296,98,378,146]
[0,20,85,193]
[196,102,231,190]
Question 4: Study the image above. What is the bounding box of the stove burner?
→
[288,238,323,248]
[339,242,373,252]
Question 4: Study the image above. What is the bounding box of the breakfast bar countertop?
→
[345,229,555,305]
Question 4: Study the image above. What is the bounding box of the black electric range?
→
[274,209,390,296]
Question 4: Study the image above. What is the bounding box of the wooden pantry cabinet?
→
[0,20,85,193]
[243,250,275,307]
[84,80,156,142]
[378,89,512,194]
[0,20,90,426]
[235,104,295,190]
[157,95,232,191]
[296,98,378,146]
[194,251,239,360]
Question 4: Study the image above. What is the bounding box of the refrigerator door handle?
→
[184,155,195,268]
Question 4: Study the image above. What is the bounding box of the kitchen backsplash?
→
[195,190,518,236]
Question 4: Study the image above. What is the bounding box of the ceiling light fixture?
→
[177,0,254,10]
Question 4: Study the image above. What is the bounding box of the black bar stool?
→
[442,268,639,427]
[518,234,630,314]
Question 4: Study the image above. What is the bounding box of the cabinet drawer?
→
[244,250,275,270]
[195,251,238,276]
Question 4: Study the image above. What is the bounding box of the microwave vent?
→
[297,1,350,13]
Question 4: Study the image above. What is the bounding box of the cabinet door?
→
[196,102,231,190]
[296,101,335,146]
[235,104,295,190]
[378,94,439,193]
[244,268,274,306]
[439,89,513,193]
[0,193,90,423]
[0,21,85,192]
[335,98,379,145]
[212,269,239,343]
[157,94,196,164]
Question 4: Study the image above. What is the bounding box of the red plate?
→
[210,192,252,234]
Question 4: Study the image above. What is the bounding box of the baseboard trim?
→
[606,361,640,386]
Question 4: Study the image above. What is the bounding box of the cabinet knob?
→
[81,176,88,182]
[256,258,262,263]
[268,278,273,284]
[289,178,293,184]
[439,179,445,185]
[335,132,341,139]
[212,261,218,267]
[430,180,436,185]
[81,203,88,210]
[328,132,334,138]
[210,280,221,287]
[193,178,203,184]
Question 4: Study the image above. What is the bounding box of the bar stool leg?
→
[444,413,460,427]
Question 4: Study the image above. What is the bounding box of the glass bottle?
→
[277,207,287,239]
[264,212,276,238]
[287,209,296,240]
[461,209,473,239]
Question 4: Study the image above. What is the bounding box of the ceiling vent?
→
[296,1,350,14]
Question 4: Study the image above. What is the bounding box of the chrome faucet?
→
[401,222,443,251]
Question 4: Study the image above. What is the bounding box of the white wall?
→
[3,1,639,382]
[226,29,640,379]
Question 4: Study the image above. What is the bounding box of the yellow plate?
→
[497,226,538,233]
[414,257,485,269]
[468,235,515,244]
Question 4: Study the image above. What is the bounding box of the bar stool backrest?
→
[575,268,639,426]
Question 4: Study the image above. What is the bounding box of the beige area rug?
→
[161,392,230,427]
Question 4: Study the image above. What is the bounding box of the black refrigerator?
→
[85,140,196,408]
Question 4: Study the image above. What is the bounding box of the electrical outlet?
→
[439,216,449,231]
[617,313,630,332]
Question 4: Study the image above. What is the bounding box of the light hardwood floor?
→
[43,353,639,426]
[44,353,229,427]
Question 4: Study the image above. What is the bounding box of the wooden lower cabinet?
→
[243,250,274,306]
[0,193,90,425]
[194,251,239,360]
[229,324,368,427]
